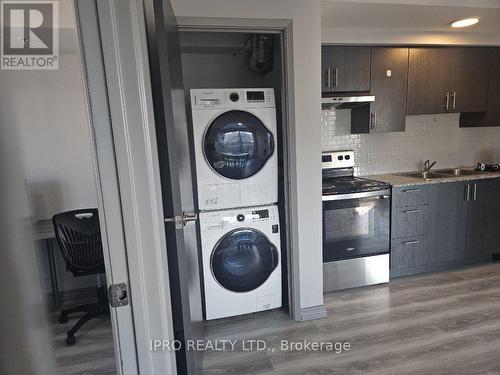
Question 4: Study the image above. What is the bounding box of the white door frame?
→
[75,0,178,373]
[177,17,302,321]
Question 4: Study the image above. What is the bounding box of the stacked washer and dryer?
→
[190,88,282,320]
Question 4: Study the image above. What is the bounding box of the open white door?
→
[75,0,202,374]
[74,1,140,374]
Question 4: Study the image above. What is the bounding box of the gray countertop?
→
[366,169,500,187]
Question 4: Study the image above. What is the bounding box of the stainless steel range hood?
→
[322,95,375,109]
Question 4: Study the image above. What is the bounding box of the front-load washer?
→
[190,88,278,211]
[199,204,281,320]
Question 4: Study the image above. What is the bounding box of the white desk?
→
[33,219,60,308]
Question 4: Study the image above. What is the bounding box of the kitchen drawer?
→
[391,235,432,269]
[392,185,431,207]
[392,204,430,239]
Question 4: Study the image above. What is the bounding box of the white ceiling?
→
[322,1,500,33]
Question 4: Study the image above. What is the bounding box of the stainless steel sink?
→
[434,168,481,176]
[397,171,445,179]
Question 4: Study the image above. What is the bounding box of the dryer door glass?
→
[211,228,279,293]
[203,110,274,179]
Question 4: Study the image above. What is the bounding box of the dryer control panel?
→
[200,205,279,231]
[190,88,275,110]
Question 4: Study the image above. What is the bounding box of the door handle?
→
[334,68,339,88]
[451,91,456,110]
[326,68,332,88]
[403,209,421,214]
[465,184,471,202]
[444,92,450,110]
[165,211,198,229]
[473,183,477,201]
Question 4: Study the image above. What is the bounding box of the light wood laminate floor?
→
[51,299,116,375]
[202,263,500,375]
[51,263,500,374]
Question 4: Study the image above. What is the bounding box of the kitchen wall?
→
[322,110,500,176]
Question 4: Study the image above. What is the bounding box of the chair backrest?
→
[52,209,104,275]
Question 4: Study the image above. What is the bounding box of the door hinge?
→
[108,283,129,308]
[164,211,198,229]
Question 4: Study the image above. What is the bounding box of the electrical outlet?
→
[367,152,373,163]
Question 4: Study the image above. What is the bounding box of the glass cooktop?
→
[322,176,391,195]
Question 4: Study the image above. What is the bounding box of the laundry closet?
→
[178,30,290,320]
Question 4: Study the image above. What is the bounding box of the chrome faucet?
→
[424,160,439,172]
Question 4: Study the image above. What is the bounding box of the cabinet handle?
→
[326,68,332,88]
[334,67,339,88]
[473,183,477,201]
[451,91,456,110]
[444,92,450,110]
[465,184,471,202]
[403,209,421,214]
[370,112,377,130]
[403,240,421,246]
[403,189,421,193]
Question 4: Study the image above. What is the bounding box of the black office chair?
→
[52,209,109,346]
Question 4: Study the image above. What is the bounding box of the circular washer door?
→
[211,228,279,293]
[203,110,274,180]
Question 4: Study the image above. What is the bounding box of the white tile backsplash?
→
[321,110,500,176]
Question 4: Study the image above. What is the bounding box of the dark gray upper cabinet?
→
[464,49,500,127]
[321,46,333,93]
[452,48,490,113]
[369,48,408,133]
[407,48,490,115]
[407,48,453,115]
[321,46,371,93]
[484,49,500,126]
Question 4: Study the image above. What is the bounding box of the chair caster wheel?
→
[59,315,68,324]
[66,335,76,346]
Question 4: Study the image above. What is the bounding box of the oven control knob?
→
[236,214,245,222]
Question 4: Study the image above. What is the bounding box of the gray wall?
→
[173,0,324,313]
[322,110,500,176]
[180,32,267,92]
[0,94,55,375]
[0,53,98,293]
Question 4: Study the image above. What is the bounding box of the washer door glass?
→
[211,228,279,293]
[203,110,274,180]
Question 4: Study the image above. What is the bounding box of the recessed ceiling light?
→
[450,18,480,28]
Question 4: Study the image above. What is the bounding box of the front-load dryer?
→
[199,204,281,320]
[190,88,278,211]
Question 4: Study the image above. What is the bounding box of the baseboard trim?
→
[298,304,327,321]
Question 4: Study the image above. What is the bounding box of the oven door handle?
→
[322,189,392,201]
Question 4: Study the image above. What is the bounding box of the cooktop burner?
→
[322,176,391,195]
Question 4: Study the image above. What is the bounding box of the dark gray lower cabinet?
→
[391,178,500,275]
[466,179,500,257]
[429,181,468,263]
[392,236,432,269]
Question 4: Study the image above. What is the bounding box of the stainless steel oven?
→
[322,151,391,292]
[323,190,390,262]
